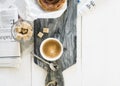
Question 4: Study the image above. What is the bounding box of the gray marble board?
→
[34,0,77,71]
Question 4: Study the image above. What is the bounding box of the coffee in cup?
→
[40,38,63,61]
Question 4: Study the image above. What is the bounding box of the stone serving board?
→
[34,0,77,71]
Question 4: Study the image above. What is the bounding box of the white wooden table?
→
[0,0,120,86]
[82,0,120,86]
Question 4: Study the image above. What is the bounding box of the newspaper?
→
[0,6,21,67]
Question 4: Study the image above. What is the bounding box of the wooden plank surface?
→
[82,0,120,86]
[0,44,32,86]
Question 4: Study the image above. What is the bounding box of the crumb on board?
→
[43,28,49,33]
[37,32,44,38]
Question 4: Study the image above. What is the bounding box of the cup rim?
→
[40,38,63,61]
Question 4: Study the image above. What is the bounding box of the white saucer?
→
[14,0,67,21]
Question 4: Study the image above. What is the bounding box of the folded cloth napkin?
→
[14,0,67,21]
[0,0,15,9]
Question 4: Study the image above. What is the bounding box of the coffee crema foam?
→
[42,39,61,58]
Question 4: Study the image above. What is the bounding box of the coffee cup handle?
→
[45,69,64,86]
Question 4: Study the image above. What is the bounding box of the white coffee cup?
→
[40,38,63,61]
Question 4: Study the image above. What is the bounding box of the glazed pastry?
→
[38,0,65,11]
